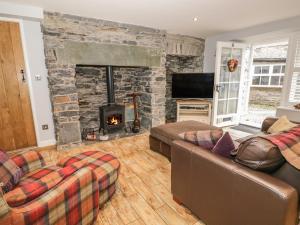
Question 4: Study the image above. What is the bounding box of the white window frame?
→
[251,64,285,88]
[281,32,300,106]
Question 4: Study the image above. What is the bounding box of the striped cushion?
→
[0,151,23,193]
[58,151,120,191]
[11,150,45,175]
[179,129,224,150]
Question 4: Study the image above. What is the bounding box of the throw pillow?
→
[212,132,236,158]
[0,150,23,193]
[179,129,223,150]
[267,116,297,134]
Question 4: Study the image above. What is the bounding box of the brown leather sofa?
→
[171,118,299,225]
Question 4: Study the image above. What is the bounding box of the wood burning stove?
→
[99,66,125,134]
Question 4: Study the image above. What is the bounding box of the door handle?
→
[215,84,221,92]
[20,69,26,82]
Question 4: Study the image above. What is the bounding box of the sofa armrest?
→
[171,140,299,225]
[261,117,278,132]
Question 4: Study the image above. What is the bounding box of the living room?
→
[0,1,300,225]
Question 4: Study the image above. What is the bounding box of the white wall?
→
[0,2,56,147]
[203,15,300,73]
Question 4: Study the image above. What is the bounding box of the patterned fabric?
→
[262,126,300,170]
[179,129,223,150]
[58,151,120,191]
[99,183,116,208]
[267,115,297,134]
[1,167,99,225]
[0,151,23,193]
[11,151,45,175]
[5,161,86,207]
[212,132,236,158]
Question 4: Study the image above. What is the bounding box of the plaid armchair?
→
[0,151,100,225]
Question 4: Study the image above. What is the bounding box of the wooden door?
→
[0,21,36,151]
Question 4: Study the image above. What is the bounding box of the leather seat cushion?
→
[235,137,285,173]
[150,120,217,145]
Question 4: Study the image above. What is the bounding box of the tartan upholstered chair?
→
[0,150,120,225]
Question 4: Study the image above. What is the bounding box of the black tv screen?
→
[172,73,214,99]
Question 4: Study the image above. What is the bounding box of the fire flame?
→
[110,116,119,125]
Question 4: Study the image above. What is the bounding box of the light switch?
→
[35,74,42,81]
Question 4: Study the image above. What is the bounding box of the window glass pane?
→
[280,76,284,85]
[281,65,286,73]
[252,76,260,85]
[273,65,281,74]
[271,76,280,85]
[254,66,261,74]
[262,66,270,74]
[261,76,270,85]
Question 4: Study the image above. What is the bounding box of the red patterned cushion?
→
[5,161,86,207]
[179,129,224,150]
[11,150,45,175]
[58,151,120,191]
[212,132,236,158]
[0,150,23,193]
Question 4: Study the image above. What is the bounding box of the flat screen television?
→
[172,73,214,99]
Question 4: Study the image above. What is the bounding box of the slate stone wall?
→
[42,12,204,149]
[165,55,204,122]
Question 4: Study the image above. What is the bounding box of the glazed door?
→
[0,21,37,151]
[213,42,247,127]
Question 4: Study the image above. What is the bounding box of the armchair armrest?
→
[1,167,99,225]
[11,150,46,175]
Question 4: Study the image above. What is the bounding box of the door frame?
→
[213,41,247,127]
[0,17,39,147]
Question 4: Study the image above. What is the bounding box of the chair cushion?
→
[0,151,23,193]
[235,137,285,173]
[150,120,217,145]
[179,129,223,150]
[57,151,120,191]
[11,150,45,175]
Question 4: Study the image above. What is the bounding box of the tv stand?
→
[176,99,212,124]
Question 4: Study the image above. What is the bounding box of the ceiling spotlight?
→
[193,17,198,22]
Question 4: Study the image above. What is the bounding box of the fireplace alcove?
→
[75,65,152,137]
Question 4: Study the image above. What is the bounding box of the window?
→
[251,64,285,87]
[288,35,300,102]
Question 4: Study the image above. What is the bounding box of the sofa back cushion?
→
[179,129,223,150]
[235,137,285,173]
[11,150,45,175]
[0,150,23,193]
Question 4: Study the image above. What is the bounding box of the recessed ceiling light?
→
[193,17,198,22]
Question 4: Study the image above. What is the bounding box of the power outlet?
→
[42,124,49,130]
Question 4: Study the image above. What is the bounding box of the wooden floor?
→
[36,133,205,225]
[14,133,300,225]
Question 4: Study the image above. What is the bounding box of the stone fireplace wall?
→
[165,55,204,122]
[42,12,204,149]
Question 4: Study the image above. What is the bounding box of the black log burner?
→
[99,66,125,134]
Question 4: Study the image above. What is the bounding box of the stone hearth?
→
[42,12,204,149]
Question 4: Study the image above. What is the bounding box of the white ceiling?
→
[3,0,300,38]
